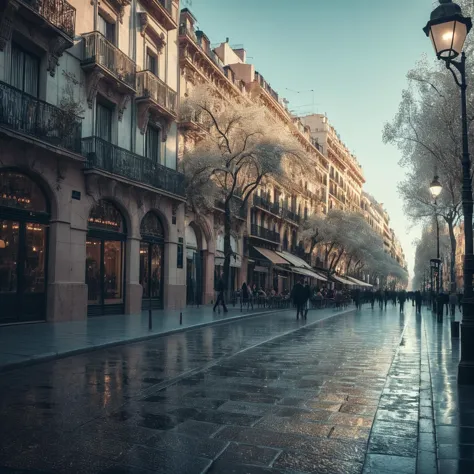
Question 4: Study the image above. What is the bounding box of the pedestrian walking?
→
[449,291,457,318]
[291,277,306,320]
[370,291,375,310]
[415,290,422,314]
[384,290,389,309]
[213,276,228,313]
[398,290,407,314]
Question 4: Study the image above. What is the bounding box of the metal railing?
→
[214,196,247,218]
[21,0,76,39]
[281,208,300,223]
[136,71,177,115]
[82,136,185,196]
[253,195,280,214]
[250,224,280,243]
[0,80,82,153]
[82,32,136,90]
[255,72,279,102]
[179,24,197,42]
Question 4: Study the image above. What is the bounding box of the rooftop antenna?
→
[285,88,317,115]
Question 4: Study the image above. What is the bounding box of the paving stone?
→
[368,434,417,457]
[274,451,363,474]
[438,459,474,474]
[206,461,284,474]
[216,442,279,466]
[362,454,416,474]
[370,420,418,438]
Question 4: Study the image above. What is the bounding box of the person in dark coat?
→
[415,290,422,314]
[398,290,407,313]
[370,290,375,310]
[292,278,306,320]
[213,276,228,313]
[304,282,311,319]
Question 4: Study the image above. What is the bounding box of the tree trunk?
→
[223,202,232,302]
[346,256,353,274]
[446,218,457,292]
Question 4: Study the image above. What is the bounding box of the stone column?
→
[46,221,87,322]
[125,236,142,315]
[202,249,215,304]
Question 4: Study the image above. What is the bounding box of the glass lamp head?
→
[423,0,472,60]
[430,175,443,199]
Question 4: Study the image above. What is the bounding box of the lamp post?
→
[424,0,474,384]
[430,175,443,313]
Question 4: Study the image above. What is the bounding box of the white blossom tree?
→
[383,0,474,290]
[180,84,306,290]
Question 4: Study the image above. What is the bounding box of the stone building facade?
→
[0,0,185,324]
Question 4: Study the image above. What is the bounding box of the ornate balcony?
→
[139,0,177,30]
[178,110,208,138]
[281,208,301,224]
[253,195,280,215]
[0,80,82,154]
[214,196,247,219]
[136,71,177,135]
[82,136,185,197]
[16,0,76,39]
[81,32,136,105]
[250,224,280,244]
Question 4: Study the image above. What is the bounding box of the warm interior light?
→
[442,31,454,41]
[0,240,5,249]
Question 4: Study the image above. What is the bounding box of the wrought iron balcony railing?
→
[253,195,280,214]
[82,136,184,197]
[0,80,82,153]
[82,32,136,91]
[179,24,197,42]
[281,208,301,224]
[20,0,76,39]
[250,224,280,243]
[136,71,177,116]
[214,195,247,218]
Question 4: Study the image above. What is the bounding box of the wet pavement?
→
[0,303,473,473]
[0,304,284,371]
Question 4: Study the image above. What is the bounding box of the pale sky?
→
[186,0,438,277]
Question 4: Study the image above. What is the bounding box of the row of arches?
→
[0,171,168,323]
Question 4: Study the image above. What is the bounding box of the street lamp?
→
[430,175,442,310]
[424,0,474,384]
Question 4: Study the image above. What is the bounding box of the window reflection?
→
[24,223,46,293]
[86,238,101,304]
[0,220,19,293]
[104,241,123,303]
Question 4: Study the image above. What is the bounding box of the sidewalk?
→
[0,304,296,371]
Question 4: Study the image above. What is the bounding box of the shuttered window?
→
[96,101,113,142]
[146,126,160,163]
[11,44,39,97]
[147,52,158,75]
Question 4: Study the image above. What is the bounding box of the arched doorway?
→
[0,171,49,324]
[186,224,204,306]
[86,200,126,316]
[140,212,164,310]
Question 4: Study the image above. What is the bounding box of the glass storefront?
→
[86,200,126,316]
[0,172,49,324]
[140,212,164,309]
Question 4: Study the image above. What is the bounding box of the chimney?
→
[226,37,229,43]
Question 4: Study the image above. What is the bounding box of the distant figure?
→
[291,277,306,320]
[415,290,422,314]
[384,290,389,309]
[370,291,375,310]
[213,276,228,313]
[304,282,311,318]
[398,290,407,313]
[449,291,457,318]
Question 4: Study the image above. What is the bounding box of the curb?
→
[0,307,291,373]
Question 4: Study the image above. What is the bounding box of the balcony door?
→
[10,44,39,97]
[0,171,49,325]
[98,14,116,44]
[86,200,126,317]
[96,101,113,142]
[145,125,161,164]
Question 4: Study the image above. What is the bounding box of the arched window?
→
[88,200,125,233]
[0,171,49,324]
[141,212,164,241]
[0,171,48,214]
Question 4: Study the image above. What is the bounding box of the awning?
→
[293,267,328,282]
[275,251,313,270]
[253,247,289,265]
[331,275,356,286]
[347,276,373,287]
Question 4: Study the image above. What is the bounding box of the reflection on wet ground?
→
[0,305,472,473]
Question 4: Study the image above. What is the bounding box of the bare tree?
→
[180,84,306,291]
